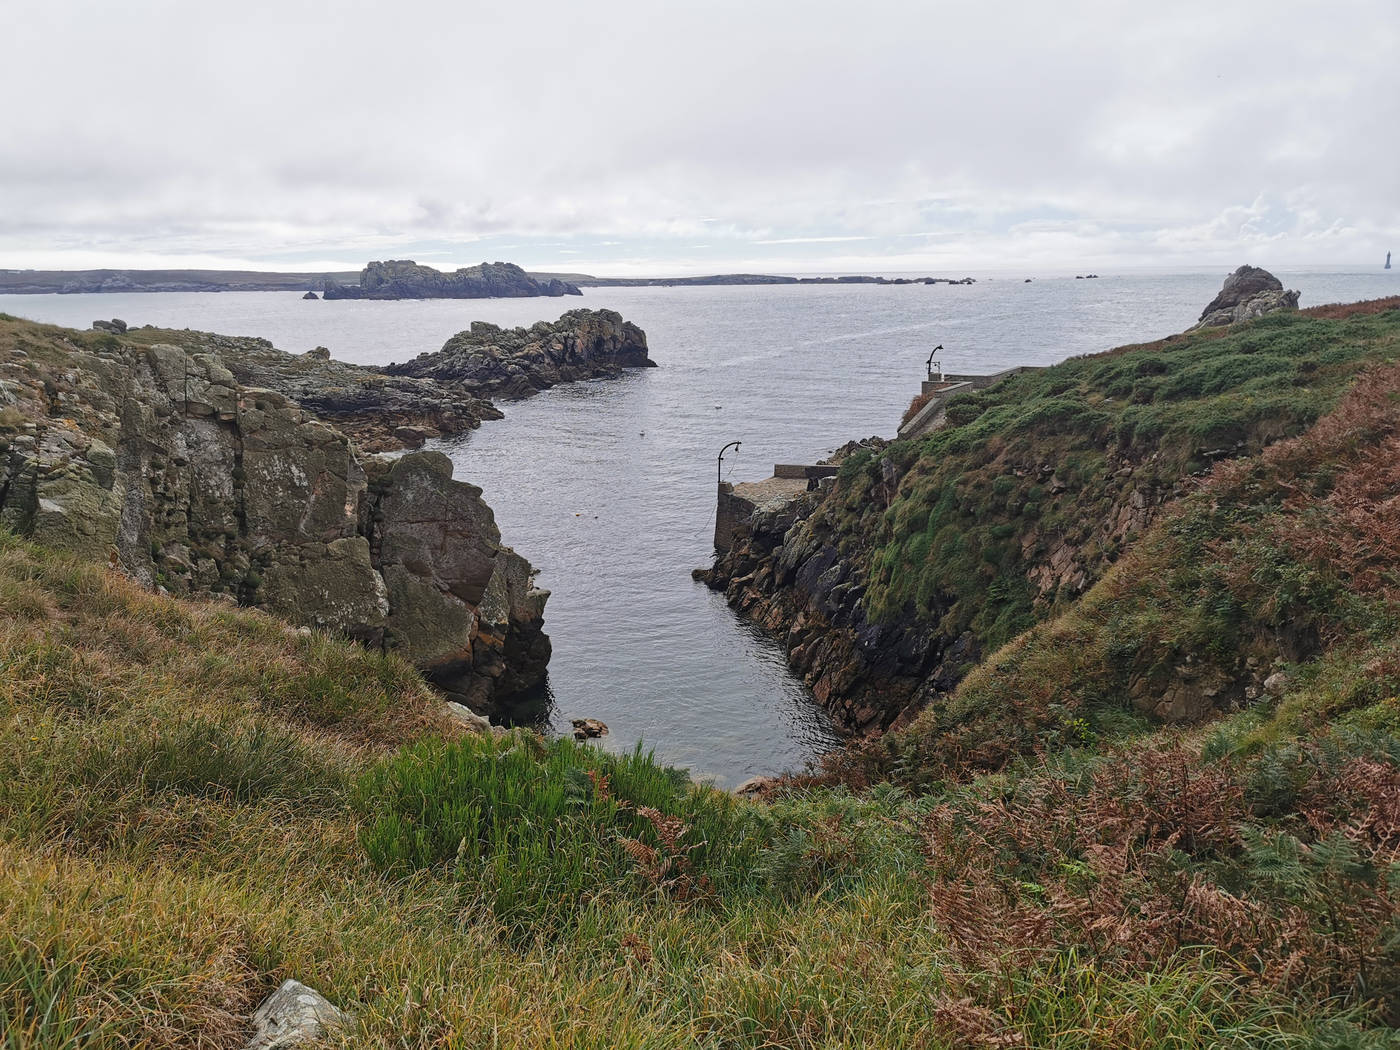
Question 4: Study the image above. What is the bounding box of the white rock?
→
[734,775,777,798]
[1263,672,1290,697]
[444,700,491,732]
[245,979,346,1049]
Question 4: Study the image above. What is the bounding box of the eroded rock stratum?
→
[0,319,549,713]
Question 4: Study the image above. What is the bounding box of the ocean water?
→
[3,269,1394,784]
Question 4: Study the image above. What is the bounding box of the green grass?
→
[828,307,1400,654]
[1,531,1392,1044]
[5,300,1400,1043]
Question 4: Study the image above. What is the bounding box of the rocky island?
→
[322,260,582,300]
[384,308,654,399]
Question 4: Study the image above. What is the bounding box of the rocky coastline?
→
[696,267,1329,736]
[0,315,549,714]
[323,260,581,300]
[383,308,654,399]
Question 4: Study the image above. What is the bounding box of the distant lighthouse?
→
[1387,251,1393,270]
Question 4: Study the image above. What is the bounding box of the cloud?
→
[1,0,1395,273]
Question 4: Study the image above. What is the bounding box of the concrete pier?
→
[898,366,1044,440]
[713,463,838,551]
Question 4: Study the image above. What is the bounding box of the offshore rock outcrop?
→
[0,318,548,714]
[1191,264,1299,328]
[323,260,581,300]
[384,309,655,400]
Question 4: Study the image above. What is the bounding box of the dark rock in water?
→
[302,290,319,300]
[384,309,655,400]
[0,319,550,717]
[1192,265,1299,329]
[571,717,608,739]
[323,259,582,300]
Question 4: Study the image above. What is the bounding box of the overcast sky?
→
[3,0,1396,276]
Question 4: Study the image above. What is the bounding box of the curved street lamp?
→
[925,344,944,380]
[717,440,741,485]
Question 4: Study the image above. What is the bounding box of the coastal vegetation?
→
[2,300,1399,1045]
[0,523,1396,1044]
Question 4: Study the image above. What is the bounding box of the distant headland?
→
[0,261,978,297]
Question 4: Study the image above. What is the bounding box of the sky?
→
[3,0,1396,277]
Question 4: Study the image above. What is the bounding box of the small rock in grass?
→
[244,979,346,1049]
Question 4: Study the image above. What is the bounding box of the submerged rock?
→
[1192,265,1300,328]
[571,717,609,739]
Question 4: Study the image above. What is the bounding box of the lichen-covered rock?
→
[323,259,581,300]
[1191,265,1300,328]
[128,327,498,453]
[244,979,345,1050]
[0,317,549,715]
[384,309,655,399]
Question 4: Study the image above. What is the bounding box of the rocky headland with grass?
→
[2,276,1398,1046]
[0,314,550,713]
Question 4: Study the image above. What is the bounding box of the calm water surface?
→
[5,270,1394,783]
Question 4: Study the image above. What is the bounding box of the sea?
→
[3,269,1394,785]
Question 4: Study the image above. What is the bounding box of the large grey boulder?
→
[244,979,346,1049]
[1192,265,1300,329]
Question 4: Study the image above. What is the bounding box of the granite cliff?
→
[323,260,581,300]
[384,308,655,399]
[0,315,549,714]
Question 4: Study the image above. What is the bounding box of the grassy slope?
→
[1,532,1395,1047]
[3,304,1400,1046]
[830,301,1400,653]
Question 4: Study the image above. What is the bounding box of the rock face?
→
[323,260,581,300]
[0,318,549,715]
[384,309,655,399]
[1192,265,1300,328]
[697,443,1177,733]
[132,328,500,453]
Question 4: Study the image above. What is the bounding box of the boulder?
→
[1192,265,1300,328]
[244,979,346,1050]
[302,291,319,300]
[571,717,609,739]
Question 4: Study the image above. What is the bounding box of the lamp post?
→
[926,344,944,381]
[717,440,741,485]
